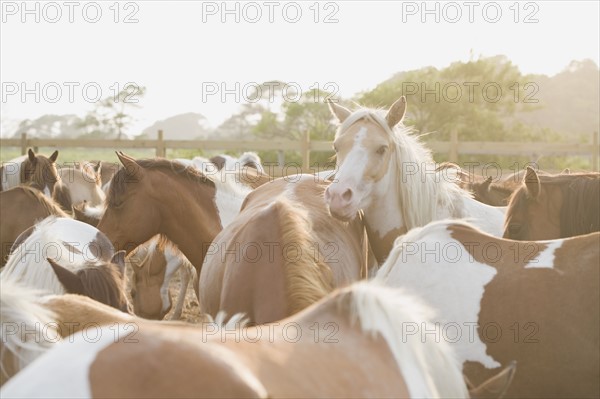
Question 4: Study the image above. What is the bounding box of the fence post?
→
[593,131,599,171]
[301,130,310,171]
[449,130,459,163]
[20,133,27,155]
[156,130,166,158]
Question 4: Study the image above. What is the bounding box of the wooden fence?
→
[1,130,598,171]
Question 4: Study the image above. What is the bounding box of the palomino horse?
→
[200,174,372,325]
[53,162,105,210]
[1,217,131,313]
[128,237,196,320]
[504,167,600,240]
[0,186,68,266]
[1,281,471,398]
[0,149,59,197]
[325,97,505,263]
[376,220,599,398]
[98,153,255,294]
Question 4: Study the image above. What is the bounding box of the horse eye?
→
[130,288,136,298]
[376,145,388,155]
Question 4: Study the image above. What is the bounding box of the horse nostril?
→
[342,189,353,202]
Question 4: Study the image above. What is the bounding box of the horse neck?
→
[362,158,462,263]
[153,175,222,271]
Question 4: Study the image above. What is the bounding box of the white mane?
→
[346,281,468,398]
[0,217,104,295]
[338,109,467,231]
[0,278,58,379]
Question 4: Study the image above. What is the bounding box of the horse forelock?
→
[21,156,58,189]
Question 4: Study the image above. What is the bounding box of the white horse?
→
[325,97,505,263]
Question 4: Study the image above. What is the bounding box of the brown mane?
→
[76,264,130,313]
[107,158,215,207]
[17,186,68,217]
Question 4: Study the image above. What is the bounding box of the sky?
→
[1,0,599,136]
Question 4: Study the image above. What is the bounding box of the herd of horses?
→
[0,96,598,398]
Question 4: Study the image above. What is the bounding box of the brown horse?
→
[200,175,372,325]
[0,186,68,266]
[504,167,600,240]
[2,280,473,398]
[97,152,246,297]
[378,220,599,398]
[0,149,59,197]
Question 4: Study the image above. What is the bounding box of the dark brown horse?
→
[504,167,600,240]
[0,149,59,197]
[0,186,68,265]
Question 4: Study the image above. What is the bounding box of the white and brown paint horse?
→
[200,174,373,325]
[376,220,599,398]
[504,167,600,240]
[0,186,68,266]
[0,149,59,197]
[1,217,131,313]
[98,153,254,297]
[1,281,471,398]
[53,162,105,211]
[325,97,505,263]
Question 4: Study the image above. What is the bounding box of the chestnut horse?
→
[1,217,131,313]
[504,167,600,240]
[0,149,59,197]
[0,186,68,266]
[377,220,599,398]
[200,174,373,325]
[325,97,505,263]
[97,153,254,298]
[2,281,471,398]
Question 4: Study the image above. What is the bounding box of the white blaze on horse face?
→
[0,324,135,398]
[328,128,371,218]
[525,239,563,269]
[376,221,501,369]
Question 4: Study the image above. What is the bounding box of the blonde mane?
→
[341,280,468,398]
[0,278,58,381]
[338,108,465,231]
[274,199,334,315]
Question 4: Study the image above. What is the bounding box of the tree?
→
[79,84,146,139]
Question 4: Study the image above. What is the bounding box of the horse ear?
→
[561,168,570,174]
[482,176,493,190]
[468,361,516,399]
[111,250,127,273]
[523,166,540,199]
[49,150,59,163]
[47,258,85,295]
[385,96,407,128]
[116,151,142,178]
[28,148,36,163]
[327,99,351,124]
[94,161,102,173]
